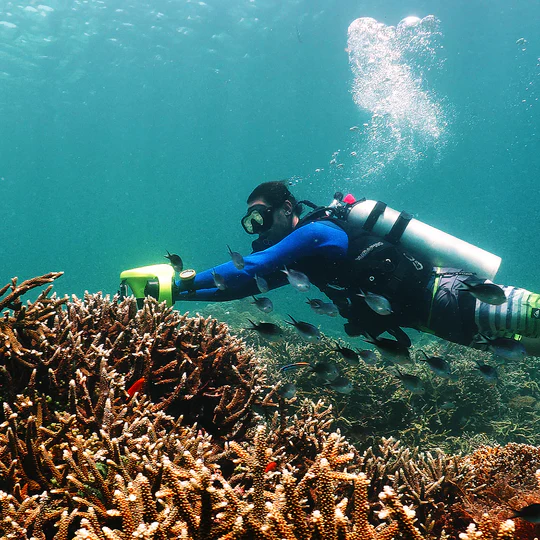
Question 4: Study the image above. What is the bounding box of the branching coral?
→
[1,274,539,540]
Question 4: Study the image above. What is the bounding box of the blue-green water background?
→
[0,0,539,324]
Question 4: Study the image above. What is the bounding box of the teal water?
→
[0,0,538,313]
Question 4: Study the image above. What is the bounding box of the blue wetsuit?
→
[174,221,349,301]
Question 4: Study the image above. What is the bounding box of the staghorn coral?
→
[0,274,539,540]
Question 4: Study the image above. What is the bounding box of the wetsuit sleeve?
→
[174,222,348,301]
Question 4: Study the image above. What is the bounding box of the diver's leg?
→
[474,285,540,355]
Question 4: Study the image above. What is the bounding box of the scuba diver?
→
[121,180,540,356]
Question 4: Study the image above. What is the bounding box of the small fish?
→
[319,301,339,317]
[285,314,321,341]
[212,269,227,290]
[127,377,146,397]
[333,343,360,365]
[357,290,393,315]
[363,335,411,365]
[306,298,324,314]
[265,461,278,473]
[282,266,310,292]
[357,349,378,365]
[474,362,498,382]
[252,296,273,314]
[165,251,183,273]
[511,503,540,523]
[279,362,311,373]
[349,126,359,131]
[311,361,340,382]
[246,319,283,341]
[475,335,527,361]
[418,350,453,378]
[327,376,353,394]
[395,369,425,395]
[457,281,506,305]
[277,382,296,400]
[440,401,456,410]
[306,298,338,316]
[515,37,527,46]
[227,245,245,270]
[255,274,269,293]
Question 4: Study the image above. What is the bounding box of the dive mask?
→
[241,204,274,234]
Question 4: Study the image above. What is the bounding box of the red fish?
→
[127,377,146,397]
[265,461,277,473]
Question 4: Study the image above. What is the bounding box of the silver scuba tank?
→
[345,199,501,279]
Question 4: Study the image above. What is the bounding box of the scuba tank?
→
[335,195,501,279]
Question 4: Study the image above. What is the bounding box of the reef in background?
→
[1,273,540,539]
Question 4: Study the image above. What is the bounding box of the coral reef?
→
[1,274,540,539]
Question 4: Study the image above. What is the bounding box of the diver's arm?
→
[174,221,348,302]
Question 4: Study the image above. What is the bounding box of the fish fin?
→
[419,350,429,361]
[362,333,378,344]
[246,318,257,328]
[287,314,297,324]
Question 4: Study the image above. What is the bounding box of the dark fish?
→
[418,350,452,378]
[285,314,321,341]
[511,503,540,523]
[307,298,338,317]
[440,401,456,410]
[227,245,245,270]
[458,281,506,305]
[474,361,498,382]
[252,296,273,314]
[333,343,360,365]
[246,319,283,341]
[277,382,296,399]
[395,368,425,394]
[282,266,310,292]
[326,376,353,394]
[279,362,311,373]
[255,274,269,293]
[357,289,393,315]
[475,334,527,361]
[363,334,411,365]
[165,251,183,273]
[357,349,378,365]
[311,361,339,382]
[212,269,227,290]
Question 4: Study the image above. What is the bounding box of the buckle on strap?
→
[362,201,387,232]
[385,211,413,244]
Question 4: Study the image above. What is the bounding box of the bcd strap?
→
[385,211,412,244]
[362,201,387,232]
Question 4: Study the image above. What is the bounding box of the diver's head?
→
[242,180,302,244]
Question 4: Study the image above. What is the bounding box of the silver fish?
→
[311,361,339,382]
[327,376,353,394]
[357,290,393,315]
[282,266,310,292]
[277,382,296,400]
[333,343,360,365]
[255,274,269,293]
[363,335,411,365]
[227,245,245,270]
[474,362,498,382]
[419,351,453,379]
[212,269,227,290]
[285,314,320,341]
[319,301,339,317]
[306,298,324,314]
[458,281,506,305]
[357,349,378,365]
[251,295,273,314]
[395,369,425,395]
[475,334,526,361]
